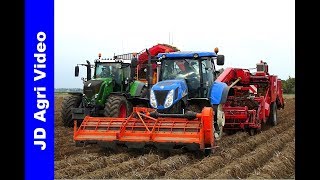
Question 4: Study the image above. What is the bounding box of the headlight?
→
[164,89,174,108]
[150,90,157,108]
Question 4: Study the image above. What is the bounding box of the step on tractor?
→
[61,44,179,127]
[73,48,227,154]
[216,60,285,135]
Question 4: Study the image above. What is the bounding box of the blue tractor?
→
[149,49,228,139]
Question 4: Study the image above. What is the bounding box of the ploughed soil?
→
[54,94,295,179]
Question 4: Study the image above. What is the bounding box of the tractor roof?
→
[95,59,131,64]
[157,51,217,59]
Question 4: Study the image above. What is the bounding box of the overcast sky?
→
[55,0,295,88]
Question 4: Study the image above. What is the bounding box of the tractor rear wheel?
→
[268,102,278,126]
[104,95,132,118]
[61,95,82,127]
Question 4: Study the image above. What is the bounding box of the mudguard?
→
[209,81,229,105]
[130,81,146,97]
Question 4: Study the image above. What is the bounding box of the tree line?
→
[281,76,295,94]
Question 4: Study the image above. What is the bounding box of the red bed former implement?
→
[74,107,215,151]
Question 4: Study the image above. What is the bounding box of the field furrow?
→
[53,94,295,179]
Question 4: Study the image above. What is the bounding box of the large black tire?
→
[61,95,82,127]
[104,95,132,118]
[268,102,278,126]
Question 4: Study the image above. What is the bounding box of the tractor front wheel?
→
[104,95,132,118]
[61,95,82,127]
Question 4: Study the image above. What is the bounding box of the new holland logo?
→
[160,86,164,89]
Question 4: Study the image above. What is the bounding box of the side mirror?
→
[217,55,225,66]
[75,65,79,77]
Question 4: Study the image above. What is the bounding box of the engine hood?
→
[151,79,188,109]
[83,78,112,98]
[152,79,187,92]
[83,79,104,98]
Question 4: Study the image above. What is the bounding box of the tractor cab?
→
[94,60,131,92]
[159,55,216,98]
[74,56,133,105]
[151,51,224,113]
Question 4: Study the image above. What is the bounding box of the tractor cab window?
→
[161,59,201,97]
[201,59,214,96]
[161,59,200,80]
[95,63,124,91]
[95,63,123,87]
[121,64,131,80]
[95,63,122,78]
[202,59,215,82]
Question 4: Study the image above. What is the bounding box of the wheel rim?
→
[119,104,126,118]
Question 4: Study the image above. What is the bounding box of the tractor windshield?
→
[161,59,200,97]
[161,59,200,80]
[95,63,122,80]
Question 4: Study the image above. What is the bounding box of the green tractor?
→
[61,54,149,127]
